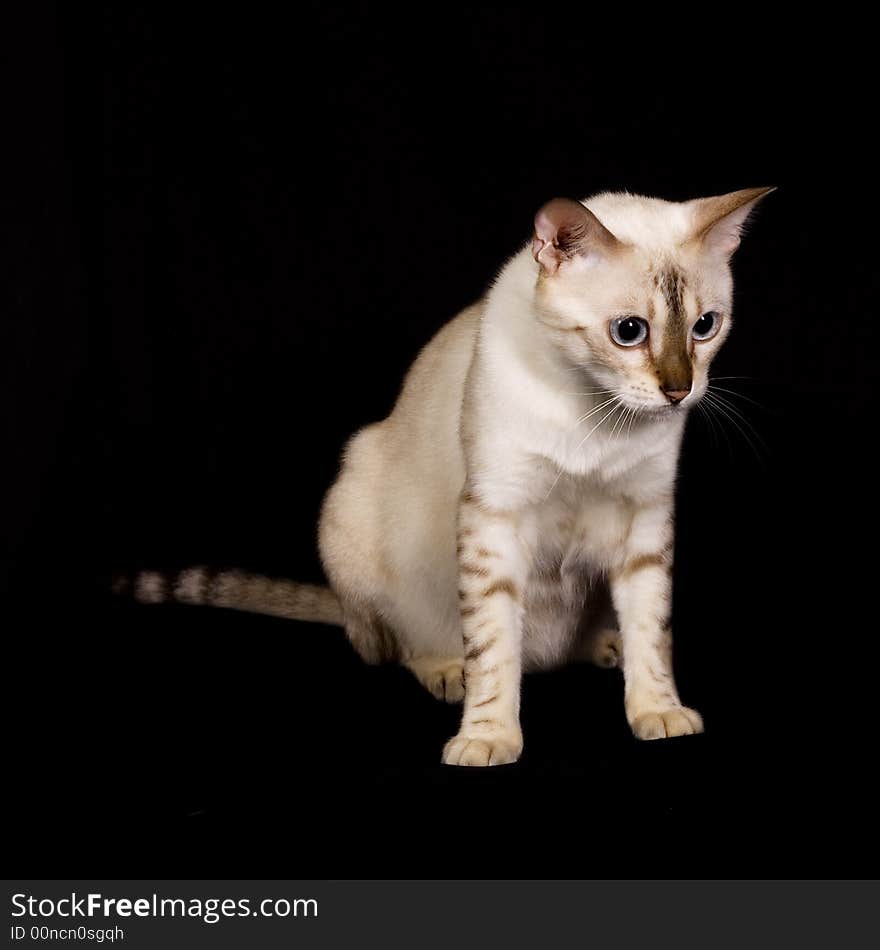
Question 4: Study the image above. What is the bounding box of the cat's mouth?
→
[635,399,694,418]
[659,397,696,412]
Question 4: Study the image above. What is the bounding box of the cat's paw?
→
[575,626,622,668]
[442,730,523,767]
[630,706,703,740]
[590,628,622,668]
[407,657,465,703]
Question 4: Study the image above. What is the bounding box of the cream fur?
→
[318,188,772,765]
[125,188,772,767]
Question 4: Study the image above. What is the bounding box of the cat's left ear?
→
[688,186,776,258]
[532,198,623,275]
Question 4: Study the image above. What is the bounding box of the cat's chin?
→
[639,402,691,420]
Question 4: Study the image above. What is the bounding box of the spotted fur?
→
[122,187,773,766]
[117,567,343,625]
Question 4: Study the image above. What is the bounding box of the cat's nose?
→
[662,386,691,404]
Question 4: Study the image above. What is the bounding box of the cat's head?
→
[531,187,774,414]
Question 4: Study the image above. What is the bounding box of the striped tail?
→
[112,567,343,626]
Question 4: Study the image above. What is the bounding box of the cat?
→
[121,186,774,766]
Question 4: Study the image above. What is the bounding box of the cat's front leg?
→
[442,489,528,767]
[610,503,703,740]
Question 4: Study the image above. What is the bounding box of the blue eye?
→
[693,311,721,341]
[610,316,648,347]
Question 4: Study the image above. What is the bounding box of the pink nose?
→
[662,388,690,404]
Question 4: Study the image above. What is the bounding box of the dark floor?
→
[8,571,875,878]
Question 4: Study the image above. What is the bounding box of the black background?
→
[6,5,878,877]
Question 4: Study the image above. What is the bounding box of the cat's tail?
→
[111,567,344,626]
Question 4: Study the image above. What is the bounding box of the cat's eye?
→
[610,316,648,347]
[692,311,721,341]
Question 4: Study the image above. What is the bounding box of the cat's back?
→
[327,302,482,534]
[393,302,482,414]
[320,303,482,581]
[383,302,483,452]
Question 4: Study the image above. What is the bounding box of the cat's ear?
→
[688,186,776,258]
[532,198,622,275]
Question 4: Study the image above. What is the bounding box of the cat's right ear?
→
[532,198,622,275]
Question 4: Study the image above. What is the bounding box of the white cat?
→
[127,187,773,766]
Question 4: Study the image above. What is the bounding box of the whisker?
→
[574,395,619,426]
[695,400,721,450]
[706,390,768,446]
[703,391,766,464]
[572,398,624,455]
[700,397,735,460]
[623,406,634,439]
[610,404,630,441]
[708,384,767,411]
[544,397,623,501]
[626,405,640,439]
[563,390,618,397]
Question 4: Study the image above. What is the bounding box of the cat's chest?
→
[551,415,670,481]
[523,411,681,512]
[520,476,634,574]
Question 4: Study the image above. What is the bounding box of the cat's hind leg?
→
[576,626,622,668]
[574,580,622,669]
[386,587,465,702]
[405,656,465,702]
[342,602,398,666]
[320,420,466,701]
[325,504,465,700]
[345,601,464,701]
